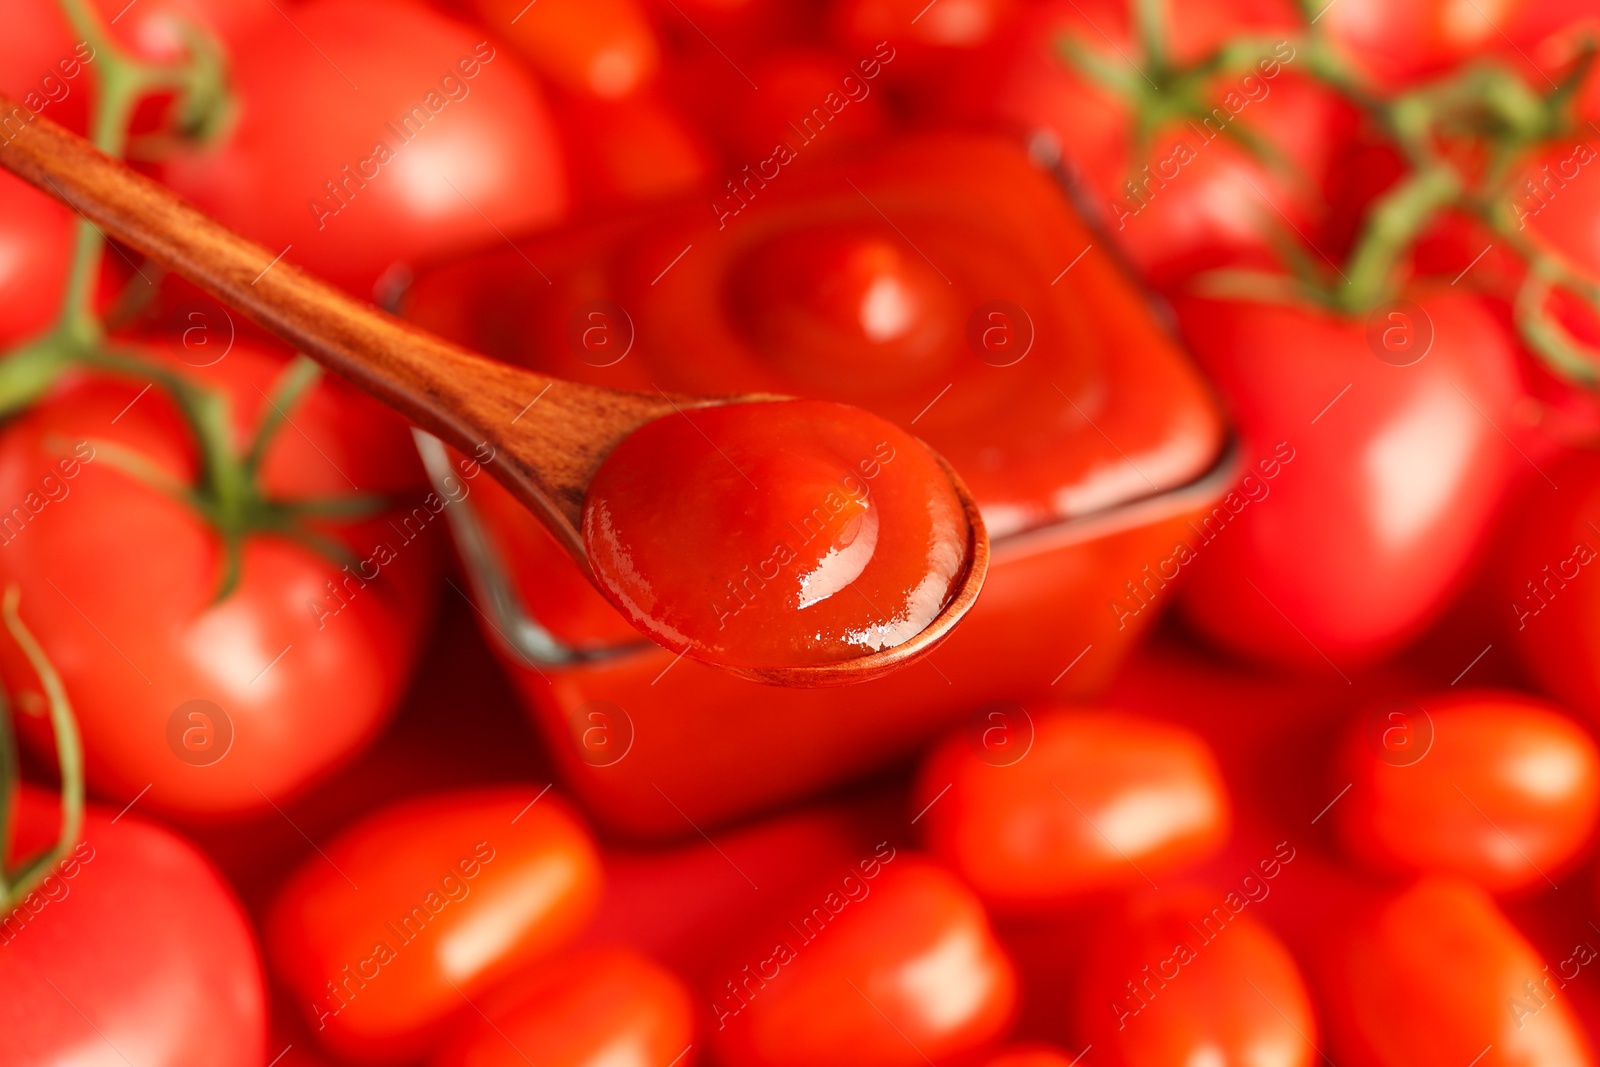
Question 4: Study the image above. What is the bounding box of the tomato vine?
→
[1062,0,1600,386]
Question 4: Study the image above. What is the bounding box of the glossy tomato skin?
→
[0,786,266,1065]
[472,0,660,98]
[0,172,72,348]
[0,339,439,815]
[915,709,1230,911]
[1499,455,1600,719]
[268,786,603,1062]
[1174,291,1523,670]
[1074,889,1317,1067]
[433,947,694,1067]
[160,0,567,296]
[1335,690,1600,893]
[1320,878,1595,1066]
[711,854,1018,1067]
[1321,0,1528,87]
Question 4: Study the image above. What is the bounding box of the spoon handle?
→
[0,93,665,558]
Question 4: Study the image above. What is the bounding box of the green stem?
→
[0,586,84,908]
[1342,166,1462,311]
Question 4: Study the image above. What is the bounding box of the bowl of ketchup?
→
[401,133,1235,836]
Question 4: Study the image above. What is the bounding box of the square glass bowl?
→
[399,134,1238,837]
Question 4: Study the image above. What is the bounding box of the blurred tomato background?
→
[6,0,1600,1065]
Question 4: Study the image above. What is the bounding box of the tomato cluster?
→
[6,0,1600,1065]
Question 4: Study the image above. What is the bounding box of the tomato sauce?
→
[583,399,971,668]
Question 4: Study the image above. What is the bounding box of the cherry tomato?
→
[556,90,711,211]
[0,0,275,136]
[582,399,972,670]
[0,173,72,349]
[1320,877,1595,1065]
[1321,0,1529,87]
[1499,455,1600,720]
[578,794,905,985]
[1335,690,1600,893]
[160,0,567,296]
[1174,290,1524,669]
[0,338,439,815]
[0,785,266,1064]
[710,854,1018,1067]
[432,947,694,1067]
[950,0,1347,288]
[707,48,892,165]
[831,0,1014,72]
[1074,889,1318,1067]
[914,709,1230,911]
[267,786,603,1062]
[475,0,660,99]
[975,1047,1083,1067]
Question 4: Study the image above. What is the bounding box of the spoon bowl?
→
[0,94,987,686]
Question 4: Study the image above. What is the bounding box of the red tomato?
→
[1174,290,1523,669]
[1074,889,1317,1067]
[473,0,660,99]
[557,91,711,211]
[831,0,1015,67]
[1499,455,1600,719]
[1320,878,1595,1065]
[950,0,1346,288]
[1335,690,1600,893]
[267,786,602,1062]
[0,0,275,136]
[708,48,892,165]
[976,1047,1083,1067]
[578,795,905,985]
[0,172,72,348]
[432,947,694,1067]
[582,399,972,670]
[0,338,439,815]
[710,854,1018,1067]
[1321,0,1528,87]
[0,785,266,1064]
[1511,136,1600,284]
[914,709,1230,911]
[160,0,567,296]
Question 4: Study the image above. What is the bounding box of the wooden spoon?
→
[0,94,988,686]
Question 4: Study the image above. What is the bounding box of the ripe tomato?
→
[1073,889,1317,1067]
[471,0,660,99]
[0,785,266,1065]
[1320,877,1595,1065]
[710,854,1018,1067]
[0,338,439,815]
[160,0,567,297]
[556,91,711,211]
[578,794,904,985]
[0,173,72,349]
[432,947,694,1067]
[976,1047,1083,1067]
[1321,0,1528,87]
[914,709,1230,911]
[267,786,603,1062]
[950,0,1346,288]
[1174,290,1523,669]
[831,0,1015,69]
[0,0,275,136]
[1498,455,1600,720]
[1335,690,1600,893]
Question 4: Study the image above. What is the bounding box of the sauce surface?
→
[581,399,970,669]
